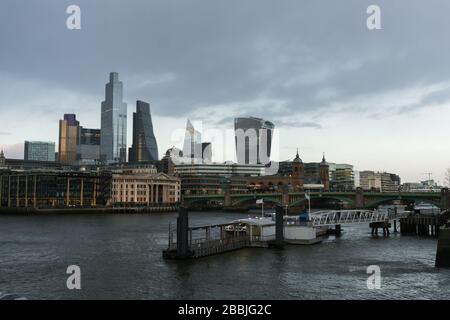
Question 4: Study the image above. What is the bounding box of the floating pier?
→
[163,206,286,260]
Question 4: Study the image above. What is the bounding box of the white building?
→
[112,167,181,204]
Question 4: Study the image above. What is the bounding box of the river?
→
[0,211,449,299]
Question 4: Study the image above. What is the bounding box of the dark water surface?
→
[0,211,449,300]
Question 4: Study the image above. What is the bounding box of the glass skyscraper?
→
[100,72,127,163]
[24,141,56,162]
[234,117,274,165]
[128,100,159,162]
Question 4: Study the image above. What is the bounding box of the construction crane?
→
[422,173,433,190]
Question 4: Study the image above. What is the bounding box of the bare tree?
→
[445,168,450,187]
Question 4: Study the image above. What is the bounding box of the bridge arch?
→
[290,196,355,208]
[364,197,441,209]
[231,196,283,207]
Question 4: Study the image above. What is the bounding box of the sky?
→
[1,0,450,184]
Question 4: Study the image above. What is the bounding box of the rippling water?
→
[0,211,449,300]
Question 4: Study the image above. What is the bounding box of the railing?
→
[310,210,388,226]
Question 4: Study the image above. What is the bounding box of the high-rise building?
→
[100,72,127,163]
[58,114,80,165]
[76,128,101,164]
[234,117,274,165]
[182,120,202,163]
[181,120,212,164]
[129,100,159,163]
[24,141,56,162]
[201,142,212,163]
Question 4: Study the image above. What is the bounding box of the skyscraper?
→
[129,100,159,163]
[234,117,274,165]
[77,127,101,164]
[25,141,56,162]
[100,72,127,163]
[58,114,79,165]
[182,120,202,163]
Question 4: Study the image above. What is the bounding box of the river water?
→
[0,211,449,300]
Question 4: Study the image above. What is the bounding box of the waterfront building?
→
[24,141,56,162]
[174,163,265,177]
[333,164,355,191]
[354,171,361,189]
[402,180,439,192]
[234,117,274,165]
[76,127,101,165]
[360,171,400,192]
[303,155,330,191]
[0,170,111,208]
[128,100,159,163]
[174,162,264,195]
[58,114,80,165]
[111,166,180,204]
[247,150,304,192]
[100,72,127,163]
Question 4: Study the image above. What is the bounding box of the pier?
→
[163,207,284,259]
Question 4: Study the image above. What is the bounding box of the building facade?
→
[0,170,111,208]
[360,171,401,192]
[332,164,355,191]
[111,167,180,204]
[234,117,274,165]
[77,128,101,165]
[100,72,127,163]
[128,100,159,163]
[58,114,80,165]
[24,141,56,162]
[247,150,304,192]
[303,155,330,191]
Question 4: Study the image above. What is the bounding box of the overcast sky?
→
[1,0,450,183]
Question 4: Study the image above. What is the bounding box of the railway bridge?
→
[182,188,450,211]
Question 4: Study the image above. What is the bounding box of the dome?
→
[165,147,183,158]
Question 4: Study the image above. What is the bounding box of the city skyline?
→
[2,1,450,183]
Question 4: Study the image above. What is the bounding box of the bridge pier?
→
[271,205,285,249]
[440,188,450,212]
[224,190,231,207]
[355,188,364,209]
[436,225,450,268]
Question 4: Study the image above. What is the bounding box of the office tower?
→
[76,128,101,164]
[100,72,127,163]
[182,120,202,163]
[129,100,159,163]
[58,114,80,165]
[234,117,274,165]
[201,142,212,163]
[24,141,56,162]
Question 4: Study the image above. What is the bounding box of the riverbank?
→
[0,206,178,215]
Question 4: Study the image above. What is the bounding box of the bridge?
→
[182,188,450,211]
[309,210,390,227]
